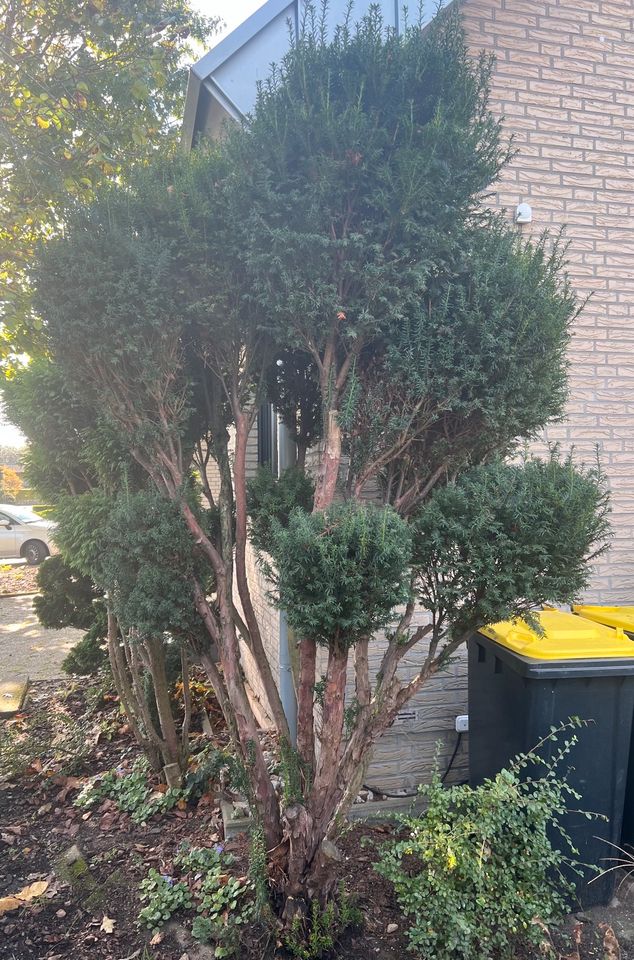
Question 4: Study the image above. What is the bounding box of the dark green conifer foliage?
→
[16,4,612,917]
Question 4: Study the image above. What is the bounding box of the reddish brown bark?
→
[216,573,282,849]
[313,409,342,511]
[308,643,349,830]
[234,413,291,741]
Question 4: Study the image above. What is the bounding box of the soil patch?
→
[0,678,632,960]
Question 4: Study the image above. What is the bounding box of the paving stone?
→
[0,675,29,716]
[0,596,82,680]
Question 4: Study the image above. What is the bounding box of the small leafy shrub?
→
[284,885,361,960]
[137,842,254,954]
[182,744,245,801]
[376,727,585,960]
[247,466,315,554]
[138,869,194,930]
[268,501,411,647]
[75,757,183,823]
[62,629,108,675]
[178,842,253,955]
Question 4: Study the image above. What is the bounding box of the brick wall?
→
[461,0,634,602]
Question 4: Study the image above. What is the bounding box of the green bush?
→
[411,453,610,637]
[139,869,194,931]
[268,501,411,647]
[284,885,362,960]
[138,841,254,953]
[376,726,585,960]
[247,466,314,554]
[61,629,108,676]
[75,757,184,824]
[35,554,108,676]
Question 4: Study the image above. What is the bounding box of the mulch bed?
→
[0,563,39,596]
[0,679,629,960]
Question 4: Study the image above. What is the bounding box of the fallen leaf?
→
[100,915,116,934]
[0,879,49,915]
[599,922,621,960]
[55,776,83,802]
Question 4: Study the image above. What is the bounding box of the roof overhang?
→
[183,0,299,149]
[182,0,443,151]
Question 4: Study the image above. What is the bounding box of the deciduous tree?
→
[0,0,216,358]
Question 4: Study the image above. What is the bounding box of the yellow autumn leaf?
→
[0,879,48,915]
[35,116,50,129]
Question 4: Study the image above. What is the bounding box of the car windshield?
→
[7,508,42,524]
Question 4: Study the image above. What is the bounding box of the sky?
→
[0,0,267,450]
[197,0,265,45]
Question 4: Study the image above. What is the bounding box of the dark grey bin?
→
[468,630,634,908]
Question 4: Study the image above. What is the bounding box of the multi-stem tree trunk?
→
[105,611,190,783]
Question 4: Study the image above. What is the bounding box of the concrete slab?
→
[0,675,29,716]
[0,596,82,680]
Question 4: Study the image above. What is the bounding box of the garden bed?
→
[0,679,630,960]
[0,562,39,596]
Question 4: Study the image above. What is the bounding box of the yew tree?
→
[32,8,609,919]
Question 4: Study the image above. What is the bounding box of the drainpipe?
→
[277,415,298,745]
[279,611,297,746]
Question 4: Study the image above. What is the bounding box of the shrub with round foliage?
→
[35,554,108,676]
[269,501,411,647]
[376,727,584,960]
[247,466,314,555]
[410,453,610,638]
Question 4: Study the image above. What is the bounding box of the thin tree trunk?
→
[106,611,162,771]
[217,576,282,849]
[296,439,307,473]
[234,413,291,741]
[180,646,192,756]
[308,642,349,830]
[146,635,182,774]
[313,409,342,511]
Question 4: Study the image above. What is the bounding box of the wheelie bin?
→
[469,609,634,907]
[574,605,634,850]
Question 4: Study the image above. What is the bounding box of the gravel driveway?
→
[0,595,82,680]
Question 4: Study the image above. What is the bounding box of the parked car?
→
[0,505,55,565]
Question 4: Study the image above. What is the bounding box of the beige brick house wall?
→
[461,0,634,602]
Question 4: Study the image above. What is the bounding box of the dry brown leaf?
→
[0,879,49,915]
[100,915,116,934]
[599,922,621,960]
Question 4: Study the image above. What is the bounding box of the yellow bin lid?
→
[480,610,632,660]
[573,605,634,633]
